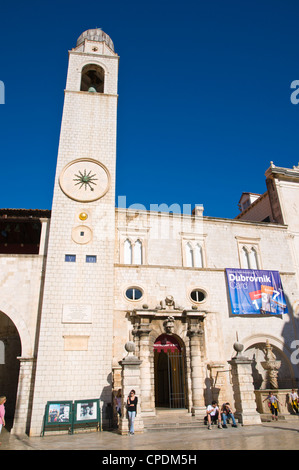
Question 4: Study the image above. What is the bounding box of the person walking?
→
[263,392,282,421]
[0,396,6,445]
[289,389,299,414]
[127,390,138,435]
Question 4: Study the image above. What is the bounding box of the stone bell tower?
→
[29,29,119,436]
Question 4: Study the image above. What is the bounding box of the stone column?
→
[118,344,144,435]
[136,324,155,417]
[228,345,261,425]
[12,357,35,435]
[187,315,206,416]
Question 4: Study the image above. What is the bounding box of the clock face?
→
[59,158,110,202]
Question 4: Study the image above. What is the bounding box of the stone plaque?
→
[62,304,92,323]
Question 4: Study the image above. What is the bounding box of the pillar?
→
[136,325,155,416]
[187,317,206,416]
[118,353,144,435]
[228,356,262,425]
[12,357,35,435]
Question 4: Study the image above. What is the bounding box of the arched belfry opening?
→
[0,311,21,430]
[154,334,186,409]
[80,64,105,93]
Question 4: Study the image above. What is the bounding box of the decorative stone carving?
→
[163,316,175,334]
[160,295,176,310]
[187,315,205,337]
[233,341,244,358]
[261,339,281,389]
[124,341,136,358]
[263,339,277,362]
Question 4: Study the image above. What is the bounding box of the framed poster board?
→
[42,401,73,435]
[45,401,73,425]
[42,399,101,435]
[73,399,100,427]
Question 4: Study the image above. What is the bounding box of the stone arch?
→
[0,310,22,428]
[80,63,105,93]
[242,334,296,389]
[124,238,132,264]
[0,301,33,358]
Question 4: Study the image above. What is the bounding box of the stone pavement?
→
[1,419,299,452]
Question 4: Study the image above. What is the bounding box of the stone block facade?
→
[0,30,298,436]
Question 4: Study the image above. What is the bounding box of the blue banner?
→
[226,268,288,315]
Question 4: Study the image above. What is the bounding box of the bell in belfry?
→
[88,85,97,93]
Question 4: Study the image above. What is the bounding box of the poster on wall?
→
[46,401,73,425]
[226,268,288,315]
[74,399,100,424]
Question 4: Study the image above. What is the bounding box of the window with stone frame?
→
[124,238,143,265]
[184,241,204,268]
[236,237,261,269]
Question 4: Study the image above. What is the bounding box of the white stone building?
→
[0,29,298,436]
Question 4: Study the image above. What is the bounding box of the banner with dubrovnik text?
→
[226,268,288,315]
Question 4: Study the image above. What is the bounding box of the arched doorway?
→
[154,334,186,409]
[0,312,21,430]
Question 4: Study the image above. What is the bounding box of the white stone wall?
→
[29,41,119,436]
[113,208,299,405]
[4,32,299,433]
[275,178,299,288]
[0,254,45,357]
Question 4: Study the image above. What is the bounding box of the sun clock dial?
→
[59,158,110,202]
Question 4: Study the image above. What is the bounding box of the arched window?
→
[124,239,132,264]
[80,64,105,93]
[241,246,250,269]
[194,244,203,268]
[123,239,143,264]
[134,240,142,265]
[249,247,259,269]
[185,243,194,267]
[240,245,259,269]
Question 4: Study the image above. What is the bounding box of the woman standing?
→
[0,396,6,444]
[127,390,138,435]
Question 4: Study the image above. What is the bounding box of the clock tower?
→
[29,29,119,436]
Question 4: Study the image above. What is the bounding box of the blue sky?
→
[1,0,299,219]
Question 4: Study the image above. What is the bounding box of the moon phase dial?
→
[59,158,110,202]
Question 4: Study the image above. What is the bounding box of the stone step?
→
[142,409,206,432]
[142,410,299,431]
[260,413,299,422]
